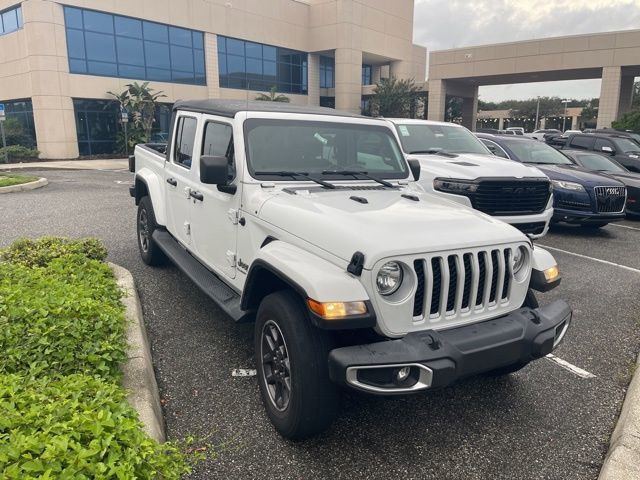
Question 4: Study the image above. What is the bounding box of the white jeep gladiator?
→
[130,100,571,439]
[387,119,554,238]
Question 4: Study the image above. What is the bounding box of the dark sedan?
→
[562,150,640,217]
[477,134,627,228]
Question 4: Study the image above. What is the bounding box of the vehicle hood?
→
[599,171,640,187]
[534,164,625,186]
[254,187,525,268]
[410,152,546,180]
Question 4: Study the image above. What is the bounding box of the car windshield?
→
[394,123,490,155]
[245,119,408,179]
[575,153,626,172]
[502,139,573,165]
[614,137,640,153]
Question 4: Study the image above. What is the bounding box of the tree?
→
[612,110,640,132]
[370,76,422,118]
[108,82,166,143]
[1,117,35,148]
[580,98,599,121]
[632,81,640,110]
[255,86,290,103]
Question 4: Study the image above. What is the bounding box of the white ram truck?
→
[129,100,571,439]
[387,119,554,238]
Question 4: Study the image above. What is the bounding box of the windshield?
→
[614,137,640,153]
[502,139,572,165]
[394,123,490,155]
[575,153,626,172]
[245,119,408,179]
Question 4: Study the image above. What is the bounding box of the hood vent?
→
[448,161,479,167]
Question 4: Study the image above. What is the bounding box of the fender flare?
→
[134,169,166,226]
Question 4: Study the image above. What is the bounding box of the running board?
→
[152,230,251,322]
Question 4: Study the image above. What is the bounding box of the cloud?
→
[412,0,640,100]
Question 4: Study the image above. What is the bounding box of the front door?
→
[165,113,200,247]
[190,116,240,280]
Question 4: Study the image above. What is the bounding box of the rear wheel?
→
[137,196,165,266]
[255,290,339,440]
[485,289,538,377]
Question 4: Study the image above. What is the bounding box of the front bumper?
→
[552,208,625,224]
[496,207,553,238]
[328,300,571,394]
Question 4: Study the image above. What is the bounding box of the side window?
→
[481,140,509,159]
[568,135,594,150]
[173,116,197,168]
[594,138,614,153]
[202,121,235,180]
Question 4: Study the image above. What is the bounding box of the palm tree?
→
[108,82,166,140]
[255,86,290,103]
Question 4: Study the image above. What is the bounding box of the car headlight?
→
[433,179,479,194]
[376,262,404,296]
[512,246,528,275]
[551,180,585,192]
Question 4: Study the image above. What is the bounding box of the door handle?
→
[189,190,204,201]
[166,178,177,186]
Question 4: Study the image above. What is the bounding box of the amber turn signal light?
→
[307,299,367,319]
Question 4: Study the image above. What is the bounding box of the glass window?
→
[568,135,595,150]
[174,116,198,168]
[480,139,509,158]
[502,139,572,165]
[576,153,626,172]
[73,99,120,156]
[1,5,23,35]
[64,7,205,85]
[245,119,407,179]
[362,64,372,85]
[395,123,491,155]
[320,56,334,88]
[594,138,614,153]
[1,98,37,147]
[217,35,307,95]
[611,137,640,154]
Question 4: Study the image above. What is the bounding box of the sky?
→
[412,0,640,102]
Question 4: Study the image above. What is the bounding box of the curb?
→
[0,177,48,194]
[599,351,640,480]
[109,262,166,443]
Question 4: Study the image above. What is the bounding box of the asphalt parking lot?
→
[1,168,639,480]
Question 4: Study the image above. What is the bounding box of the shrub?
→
[612,110,640,132]
[0,373,190,479]
[0,145,39,161]
[0,237,107,268]
[2,118,36,148]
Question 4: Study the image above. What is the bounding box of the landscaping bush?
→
[0,145,39,161]
[0,237,107,268]
[0,373,189,479]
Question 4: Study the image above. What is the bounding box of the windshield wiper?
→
[321,170,395,188]
[254,171,336,189]
[408,149,458,158]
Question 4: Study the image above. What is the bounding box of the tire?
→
[255,290,339,440]
[485,289,538,377]
[137,196,166,266]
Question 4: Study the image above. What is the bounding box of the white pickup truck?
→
[129,100,571,439]
[387,119,554,238]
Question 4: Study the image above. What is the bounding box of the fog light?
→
[396,366,411,382]
[544,265,560,282]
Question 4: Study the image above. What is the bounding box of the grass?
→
[0,173,37,188]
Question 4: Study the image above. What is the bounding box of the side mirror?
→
[407,158,421,181]
[601,146,614,154]
[200,155,237,194]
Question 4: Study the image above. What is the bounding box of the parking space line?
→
[609,223,640,232]
[545,354,596,379]
[538,244,640,275]
[232,368,257,377]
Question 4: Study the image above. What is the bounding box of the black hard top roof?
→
[173,99,366,119]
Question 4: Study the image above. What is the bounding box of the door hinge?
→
[226,250,236,267]
[227,208,239,225]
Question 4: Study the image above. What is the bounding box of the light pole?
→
[534,96,540,131]
[562,99,570,132]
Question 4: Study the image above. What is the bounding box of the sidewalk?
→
[0,159,128,171]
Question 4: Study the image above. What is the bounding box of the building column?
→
[460,86,478,131]
[334,48,362,114]
[427,79,446,121]
[597,66,634,129]
[307,53,320,106]
[389,60,413,80]
[372,65,382,84]
[205,33,220,99]
[498,117,504,130]
[572,115,580,130]
[540,117,546,129]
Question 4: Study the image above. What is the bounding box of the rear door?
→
[165,112,200,247]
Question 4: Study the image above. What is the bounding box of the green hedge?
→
[0,238,191,479]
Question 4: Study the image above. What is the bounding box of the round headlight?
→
[512,246,528,274]
[376,262,404,296]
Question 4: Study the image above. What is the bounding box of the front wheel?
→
[255,290,339,440]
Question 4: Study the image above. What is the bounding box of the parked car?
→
[562,133,640,173]
[387,119,553,237]
[130,100,571,439]
[526,129,562,141]
[477,134,627,228]
[562,150,640,217]
[590,128,640,144]
[506,127,525,135]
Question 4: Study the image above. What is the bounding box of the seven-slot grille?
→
[594,186,626,213]
[412,247,514,320]
[468,179,551,216]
